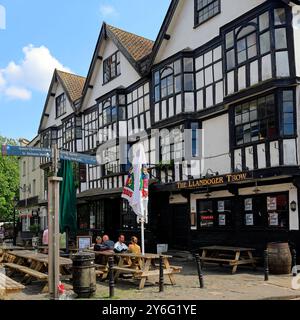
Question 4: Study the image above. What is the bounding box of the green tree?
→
[0,136,20,222]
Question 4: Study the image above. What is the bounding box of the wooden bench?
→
[113,266,143,277]
[0,272,25,297]
[154,264,183,273]
[4,263,48,283]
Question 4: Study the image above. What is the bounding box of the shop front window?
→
[197,198,233,228]
[242,193,288,228]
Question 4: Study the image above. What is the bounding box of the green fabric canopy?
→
[58,160,77,234]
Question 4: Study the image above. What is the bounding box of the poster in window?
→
[245,213,254,226]
[267,197,277,211]
[218,201,225,213]
[245,198,253,211]
[269,212,279,226]
[200,215,214,228]
[219,214,226,226]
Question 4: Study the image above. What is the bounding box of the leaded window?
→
[225,7,290,95]
[103,51,121,84]
[56,93,66,118]
[195,0,221,27]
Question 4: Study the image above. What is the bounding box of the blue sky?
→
[0,0,170,141]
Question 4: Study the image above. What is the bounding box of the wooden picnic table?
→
[113,252,182,290]
[85,250,114,280]
[3,250,73,292]
[0,272,25,297]
[199,245,257,274]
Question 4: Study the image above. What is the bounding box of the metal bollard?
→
[195,254,204,289]
[108,257,115,298]
[264,250,269,281]
[292,249,297,277]
[159,255,164,292]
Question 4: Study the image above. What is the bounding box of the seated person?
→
[128,236,141,255]
[128,236,142,266]
[114,234,128,253]
[98,235,115,251]
[94,236,102,251]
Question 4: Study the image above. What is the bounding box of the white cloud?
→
[99,4,118,18]
[0,44,71,101]
[5,86,32,101]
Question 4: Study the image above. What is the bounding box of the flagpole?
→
[141,217,145,256]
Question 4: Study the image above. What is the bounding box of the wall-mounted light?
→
[291,201,297,212]
[253,181,261,194]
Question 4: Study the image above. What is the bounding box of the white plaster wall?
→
[292,5,300,77]
[19,138,44,202]
[155,0,266,64]
[43,82,74,129]
[202,113,231,175]
[82,39,141,111]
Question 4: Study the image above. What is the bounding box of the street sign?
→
[60,150,98,165]
[1,145,52,158]
[1,144,98,166]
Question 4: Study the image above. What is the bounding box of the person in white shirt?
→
[114,234,128,253]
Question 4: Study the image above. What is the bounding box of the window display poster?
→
[219,214,226,226]
[269,212,279,226]
[218,201,225,213]
[245,198,253,211]
[267,197,277,211]
[245,213,254,226]
[200,215,214,228]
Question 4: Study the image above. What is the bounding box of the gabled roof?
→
[106,24,154,62]
[38,69,86,133]
[82,23,154,101]
[56,70,86,103]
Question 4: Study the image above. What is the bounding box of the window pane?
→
[184,74,194,91]
[174,60,181,75]
[175,75,182,93]
[184,58,194,72]
[276,51,290,77]
[275,28,287,49]
[259,12,269,31]
[226,49,235,70]
[283,90,293,102]
[205,66,213,85]
[274,8,286,25]
[226,31,234,49]
[260,31,271,54]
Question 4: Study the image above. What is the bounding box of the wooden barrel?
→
[267,242,292,275]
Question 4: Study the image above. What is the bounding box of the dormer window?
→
[195,0,221,27]
[103,51,121,84]
[56,93,66,118]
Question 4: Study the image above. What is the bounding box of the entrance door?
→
[170,204,190,249]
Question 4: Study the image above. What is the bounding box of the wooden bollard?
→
[195,254,204,289]
[159,255,164,292]
[108,257,115,298]
[264,250,269,281]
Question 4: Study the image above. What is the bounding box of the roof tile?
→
[106,24,154,62]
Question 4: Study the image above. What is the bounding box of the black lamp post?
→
[13,196,18,246]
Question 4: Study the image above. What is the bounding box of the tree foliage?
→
[0,136,19,222]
